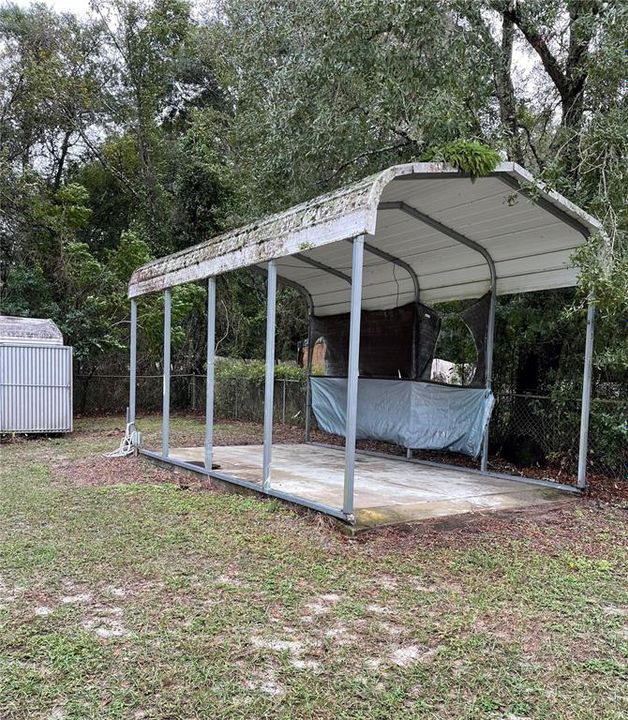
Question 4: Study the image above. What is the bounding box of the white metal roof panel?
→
[129,162,601,314]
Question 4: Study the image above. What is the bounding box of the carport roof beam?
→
[346,238,420,302]
[294,253,352,285]
[378,201,497,288]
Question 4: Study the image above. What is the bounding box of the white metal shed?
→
[0,316,73,433]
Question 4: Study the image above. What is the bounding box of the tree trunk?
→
[495,14,524,164]
[52,130,72,191]
[503,1,601,181]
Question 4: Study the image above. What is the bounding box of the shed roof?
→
[128,162,601,314]
[0,316,64,345]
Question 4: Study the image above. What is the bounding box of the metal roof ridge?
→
[128,162,602,299]
[0,315,64,344]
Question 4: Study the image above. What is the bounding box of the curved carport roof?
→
[128,162,601,314]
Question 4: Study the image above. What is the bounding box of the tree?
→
[0,0,625,408]
[0,0,233,376]
[211,0,495,213]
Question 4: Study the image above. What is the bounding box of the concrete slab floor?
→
[168,444,574,529]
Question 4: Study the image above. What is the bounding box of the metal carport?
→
[127,162,601,525]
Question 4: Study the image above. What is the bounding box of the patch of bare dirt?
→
[28,579,132,641]
[389,644,435,667]
[0,575,25,608]
[583,474,628,503]
[53,455,188,488]
[358,502,627,556]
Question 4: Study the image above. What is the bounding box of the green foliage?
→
[214,0,494,210]
[588,402,628,474]
[169,283,206,352]
[424,140,501,179]
[170,111,236,248]
[106,230,153,282]
[51,184,93,229]
[573,235,628,320]
[0,0,625,427]
[216,358,305,382]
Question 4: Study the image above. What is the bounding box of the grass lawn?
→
[1,415,626,719]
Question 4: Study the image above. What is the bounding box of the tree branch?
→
[317,138,415,188]
[500,3,570,101]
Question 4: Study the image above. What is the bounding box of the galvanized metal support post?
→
[343,235,365,518]
[129,298,137,426]
[162,289,171,459]
[262,260,277,490]
[577,301,595,489]
[304,314,314,442]
[480,289,497,472]
[204,277,216,471]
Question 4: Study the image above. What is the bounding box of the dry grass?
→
[0,415,626,719]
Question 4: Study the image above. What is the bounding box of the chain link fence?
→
[75,374,626,481]
[489,393,626,480]
[75,374,307,426]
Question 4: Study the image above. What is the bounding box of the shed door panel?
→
[0,345,73,433]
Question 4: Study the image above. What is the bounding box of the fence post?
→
[281,379,286,424]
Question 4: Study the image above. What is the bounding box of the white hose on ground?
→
[103,423,136,458]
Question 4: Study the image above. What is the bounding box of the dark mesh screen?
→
[311,303,417,378]
[310,292,492,384]
[461,292,491,387]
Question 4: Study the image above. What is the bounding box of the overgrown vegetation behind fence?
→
[75,374,626,481]
[75,375,307,425]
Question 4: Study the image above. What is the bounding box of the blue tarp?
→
[310,377,495,457]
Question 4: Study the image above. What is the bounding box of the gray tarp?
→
[311,377,494,457]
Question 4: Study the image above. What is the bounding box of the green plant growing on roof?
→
[423,140,500,181]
